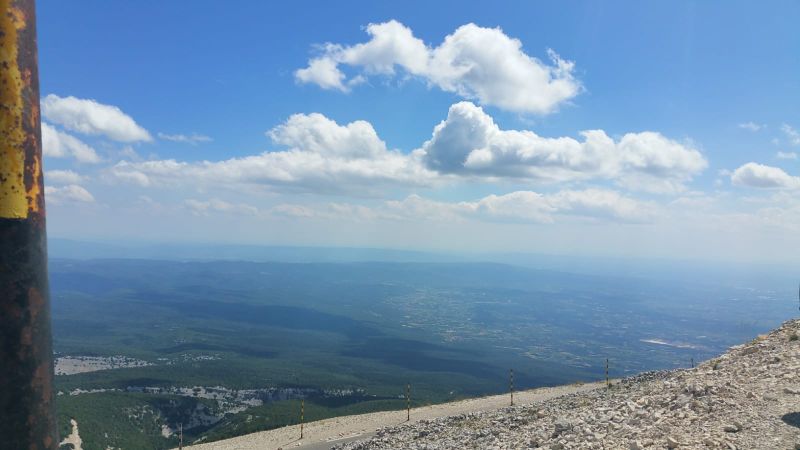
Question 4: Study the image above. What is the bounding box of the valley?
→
[50,258,794,449]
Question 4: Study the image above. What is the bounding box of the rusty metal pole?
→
[0,0,58,449]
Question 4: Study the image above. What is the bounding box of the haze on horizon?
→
[38,1,800,265]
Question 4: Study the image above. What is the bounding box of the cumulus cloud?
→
[41,122,101,163]
[45,184,95,204]
[42,94,152,142]
[420,102,707,193]
[184,198,259,216]
[776,151,798,160]
[46,169,85,185]
[110,112,437,193]
[267,113,387,158]
[738,122,763,132]
[295,20,581,114]
[731,162,800,189]
[158,132,212,145]
[110,105,705,195]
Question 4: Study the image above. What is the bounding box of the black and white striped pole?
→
[509,369,514,406]
[406,383,410,421]
[300,398,305,439]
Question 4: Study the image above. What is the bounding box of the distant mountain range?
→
[47,238,795,290]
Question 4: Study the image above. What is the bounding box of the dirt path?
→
[59,418,83,450]
[184,381,607,450]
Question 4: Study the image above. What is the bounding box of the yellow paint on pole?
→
[0,0,29,219]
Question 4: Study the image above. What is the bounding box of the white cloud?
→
[111,112,437,193]
[270,204,316,218]
[295,21,581,114]
[782,124,800,146]
[776,151,798,160]
[459,189,656,223]
[158,132,212,145]
[420,102,707,193]
[329,189,656,225]
[267,113,387,158]
[110,105,705,195]
[184,198,259,216]
[41,122,101,163]
[296,57,349,91]
[327,202,387,221]
[731,162,800,189]
[546,189,657,223]
[118,145,143,161]
[45,184,95,203]
[46,170,85,185]
[738,122,763,132]
[109,164,152,187]
[462,192,556,223]
[42,94,152,142]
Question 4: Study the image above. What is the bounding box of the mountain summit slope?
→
[339,319,800,450]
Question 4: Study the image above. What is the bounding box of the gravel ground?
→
[337,319,800,450]
[182,381,606,450]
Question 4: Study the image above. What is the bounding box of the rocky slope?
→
[337,319,800,450]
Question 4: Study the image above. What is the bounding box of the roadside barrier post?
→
[406,382,410,422]
[300,398,305,439]
[605,358,610,389]
[510,368,514,406]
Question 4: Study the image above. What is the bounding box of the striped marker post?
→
[300,399,304,439]
[510,369,514,406]
[605,358,610,389]
[406,383,410,421]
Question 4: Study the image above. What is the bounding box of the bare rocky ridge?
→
[337,319,800,450]
[184,383,605,449]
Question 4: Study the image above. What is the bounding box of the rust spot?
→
[25,135,42,215]
[33,360,53,408]
[8,2,25,29]
[27,286,43,320]
[20,324,32,348]
[0,1,28,219]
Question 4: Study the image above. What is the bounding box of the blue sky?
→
[37,1,800,263]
